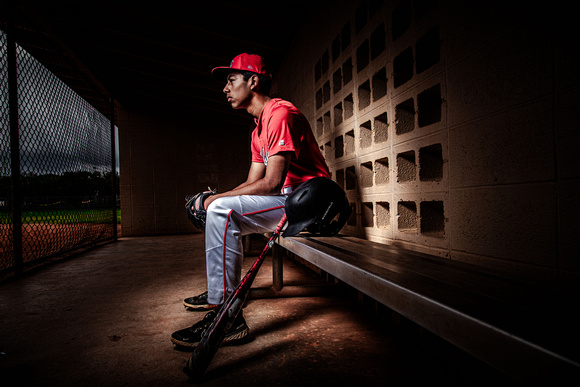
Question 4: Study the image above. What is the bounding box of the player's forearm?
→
[225,178,282,197]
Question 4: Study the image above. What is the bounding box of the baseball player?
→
[171,53,330,348]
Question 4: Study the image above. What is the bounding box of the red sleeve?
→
[250,128,262,163]
[265,106,302,158]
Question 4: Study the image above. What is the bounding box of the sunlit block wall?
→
[273,0,579,284]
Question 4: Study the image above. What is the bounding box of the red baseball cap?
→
[211,53,271,81]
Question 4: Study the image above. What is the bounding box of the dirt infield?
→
[0,223,118,270]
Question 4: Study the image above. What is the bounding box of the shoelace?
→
[193,291,208,303]
[189,310,216,333]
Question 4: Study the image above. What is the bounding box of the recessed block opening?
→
[398,201,417,232]
[355,1,368,33]
[372,67,387,101]
[416,26,440,74]
[373,112,388,143]
[316,117,323,137]
[360,161,373,187]
[358,80,371,110]
[357,39,370,72]
[335,135,344,158]
[362,202,374,227]
[324,141,332,160]
[360,120,372,149]
[345,130,355,155]
[392,0,412,40]
[418,84,442,127]
[316,88,322,110]
[420,200,445,237]
[333,69,342,94]
[334,103,343,126]
[323,81,331,103]
[395,98,415,135]
[397,150,416,182]
[315,60,322,82]
[341,22,351,50]
[332,34,341,62]
[415,0,438,20]
[346,165,357,190]
[344,94,354,119]
[375,157,389,185]
[323,111,331,134]
[347,202,357,226]
[343,58,353,85]
[336,169,345,188]
[321,50,329,75]
[371,22,386,59]
[419,143,443,181]
[376,202,390,229]
[394,46,413,88]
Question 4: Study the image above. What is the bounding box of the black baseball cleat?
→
[183,291,218,311]
[171,310,250,348]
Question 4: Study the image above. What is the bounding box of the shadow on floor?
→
[0,234,502,386]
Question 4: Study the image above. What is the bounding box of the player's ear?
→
[249,74,259,91]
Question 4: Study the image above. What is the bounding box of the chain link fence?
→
[1,25,117,278]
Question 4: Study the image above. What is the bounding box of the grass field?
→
[0,208,121,225]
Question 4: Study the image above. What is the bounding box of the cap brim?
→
[211,66,235,81]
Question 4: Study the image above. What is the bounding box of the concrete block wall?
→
[274,0,579,284]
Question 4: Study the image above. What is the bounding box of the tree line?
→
[0,171,119,207]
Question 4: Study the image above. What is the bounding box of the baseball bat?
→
[184,213,287,379]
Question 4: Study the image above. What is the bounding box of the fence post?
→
[7,0,23,275]
[110,98,117,241]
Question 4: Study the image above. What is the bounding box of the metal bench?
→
[270,233,580,384]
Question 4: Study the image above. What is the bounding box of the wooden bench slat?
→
[276,235,580,382]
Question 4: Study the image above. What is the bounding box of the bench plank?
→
[276,234,580,383]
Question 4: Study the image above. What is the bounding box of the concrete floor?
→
[0,234,504,386]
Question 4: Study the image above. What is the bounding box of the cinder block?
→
[556,88,580,179]
[449,99,554,188]
[420,200,445,237]
[446,24,552,127]
[395,97,415,135]
[344,94,354,119]
[334,103,343,126]
[448,185,557,266]
[360,161,373,188]
[373,112,388,144]
[376,202,390,229]
[375,157,389,185]
[559,180,580,272]
[346,165,356,190]
[359,120,372,148]
[358,80,371,111]
[397,150,416,182]
[370,22,386,60]
[372,67,387,102]
[362,202,374,227]
[397,200,417,232]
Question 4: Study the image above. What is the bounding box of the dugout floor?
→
[0,233,503,386]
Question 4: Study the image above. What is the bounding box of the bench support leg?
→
[272,242,284,291]
[248,242,338,300]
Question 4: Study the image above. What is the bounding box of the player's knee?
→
[206,196,235,214]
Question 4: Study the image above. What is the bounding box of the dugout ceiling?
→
[1,0,313,125]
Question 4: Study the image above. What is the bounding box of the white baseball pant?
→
[204,194,287,305]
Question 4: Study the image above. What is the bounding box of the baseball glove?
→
[185,188,217,231]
